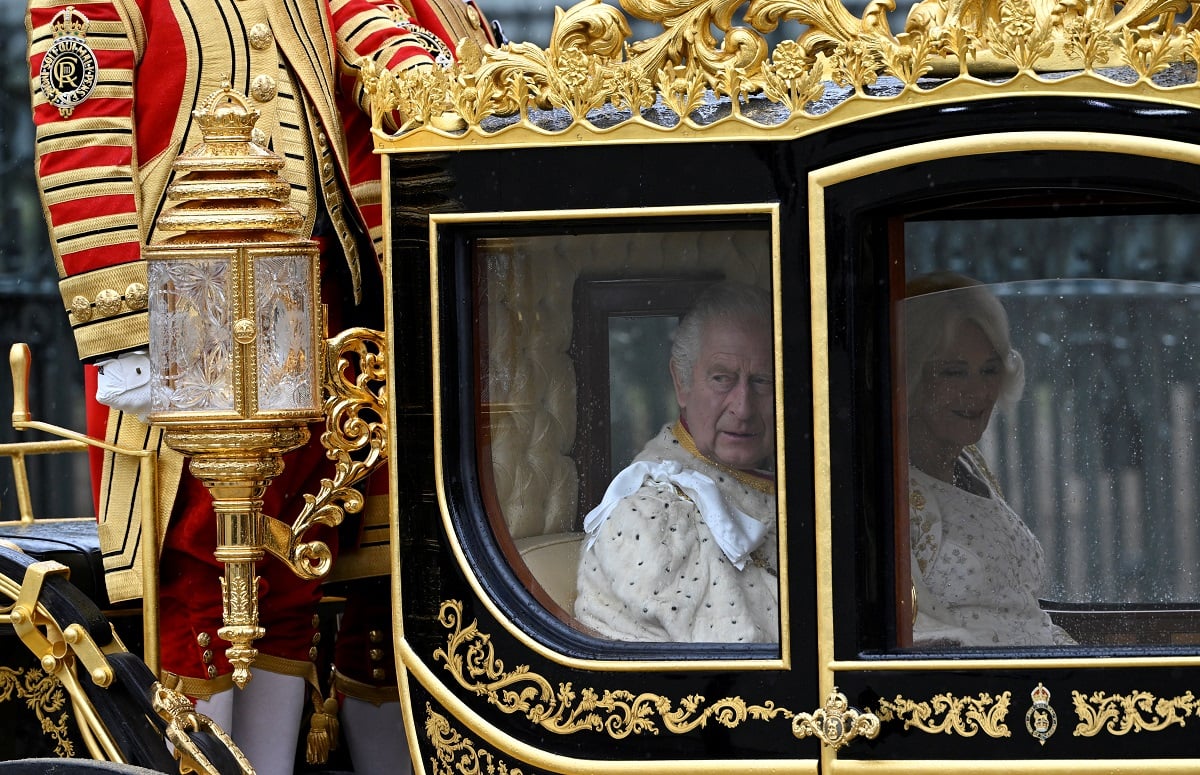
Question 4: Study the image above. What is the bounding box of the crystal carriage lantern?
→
[145,85,323,687]
[147,86,321,420]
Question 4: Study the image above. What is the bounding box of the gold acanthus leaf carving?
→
[283,328,387,579]
[874,691,1012,738]
[1072,690,1197,737]
[368,0,1200,140]
[426,704,529,775]
[433,600,794,738]
[0,667,74,757]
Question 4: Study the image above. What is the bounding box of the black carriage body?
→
[382,86,1200,774]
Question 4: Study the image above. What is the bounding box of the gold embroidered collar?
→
[672,421,776,495]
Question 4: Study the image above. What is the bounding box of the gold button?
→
[466,4,480,26]
[206,665,218,678]
[202,649,213,664]
[250,74,277,102]
[197,633,211,647]
[368,630,383,643]
[94,288,122,317]
[308,646,319,660]
[312,632,322,645]
[124,282,148,310]
[248,23,273,50]
[311,615,321,628]
[70,295,92,323]
[316,131,327,148]
[372,668,385,680]
[369,648,383,662]
[251,127,268,147]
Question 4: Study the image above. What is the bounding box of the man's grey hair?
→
[670,281,772,387]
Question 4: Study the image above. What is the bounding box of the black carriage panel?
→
[386,140,825,769]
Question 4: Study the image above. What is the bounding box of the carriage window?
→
[897,212,1200,649]
[471,225,781,645]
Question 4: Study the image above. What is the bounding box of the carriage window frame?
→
[429,205,791,667]
[810,135,1200,670]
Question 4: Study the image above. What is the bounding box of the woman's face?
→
[910,321,1003,458]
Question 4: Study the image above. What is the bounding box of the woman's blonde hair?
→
[904,272,1025,411]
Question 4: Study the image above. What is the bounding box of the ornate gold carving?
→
[792,688,880,749]
[0,667,73,757]
[366,0,1200,142]
[152,682,254,775]
[875,691,1012,738]
[426,704,528,775]
[433,600,794,737]
[1072,689,1197,737]
[264,327,389,579]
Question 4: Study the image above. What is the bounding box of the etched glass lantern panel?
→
[255,253,317,412]
[148,255,235,414]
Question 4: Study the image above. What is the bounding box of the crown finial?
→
[193,82,261,143]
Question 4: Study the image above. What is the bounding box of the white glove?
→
[95,350,152,421]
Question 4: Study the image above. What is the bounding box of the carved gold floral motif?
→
[432,600,794,737]
[425,703,530,775]
[874,691,1012,738]
[367,0,1200,139]
[0,666,74,757]
[1072,689,1197,737]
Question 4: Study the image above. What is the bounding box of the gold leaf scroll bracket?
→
[261,327,388,580]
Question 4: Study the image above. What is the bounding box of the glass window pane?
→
[899,212,1200,649]
[471,224,781,646]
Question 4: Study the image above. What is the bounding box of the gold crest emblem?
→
[39,5,99,118]
[1025,682,1057,745]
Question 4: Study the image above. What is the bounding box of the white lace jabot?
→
[582,460,768,570]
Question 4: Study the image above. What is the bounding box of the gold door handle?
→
[792,688,881,749]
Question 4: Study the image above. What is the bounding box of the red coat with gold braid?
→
[26,0,494,691]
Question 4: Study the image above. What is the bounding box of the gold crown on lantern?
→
[193,83,263,143]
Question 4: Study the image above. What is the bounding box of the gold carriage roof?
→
[368,0,1200,152]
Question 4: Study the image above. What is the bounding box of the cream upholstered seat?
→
[515,532,585,614]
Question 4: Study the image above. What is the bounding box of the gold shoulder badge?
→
[391,10,454,68]
[40,5,99,119]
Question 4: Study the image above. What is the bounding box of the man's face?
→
[673,319,775,471]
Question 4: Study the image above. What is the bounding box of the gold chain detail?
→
[875,691,1012,738]
[433,600,795,737]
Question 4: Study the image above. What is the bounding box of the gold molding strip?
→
[873,691,1013,739]
[0,666,74,757]
[368,0,1200,150]
[432,600,794,738]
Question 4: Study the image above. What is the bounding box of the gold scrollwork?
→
[0,666,73,757]
[875,691,1012,738]
[1072,689,1197,737]
[792,688,880,749]
[433,600,795,738]
[426,703,530,775]
[367,0,1200,140]
[264,327,388,579]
